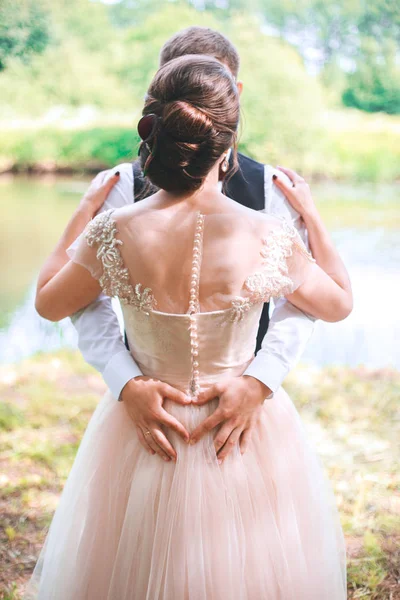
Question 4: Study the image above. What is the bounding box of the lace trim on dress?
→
[228,217,315,323]
[85,210,314,327]
[84,209,157,316]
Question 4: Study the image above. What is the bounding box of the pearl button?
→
[187,214,205,392]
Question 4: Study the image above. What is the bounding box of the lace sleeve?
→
[66,209,125,294]
[66,208,157,312]
[282,220,316,295]
[244,217,316,303]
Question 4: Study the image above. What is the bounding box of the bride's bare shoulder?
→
[218,200,285,236]
[105,195,161,226]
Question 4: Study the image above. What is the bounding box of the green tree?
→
[0,0,50,71]
[115,4,325,165]
[342,38,400,114]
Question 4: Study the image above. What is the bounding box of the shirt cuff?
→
[242,353,290,394]
[102,350,143,400]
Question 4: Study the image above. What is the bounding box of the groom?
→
[69,26,316,462]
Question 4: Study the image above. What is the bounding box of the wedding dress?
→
[23,203,347,599]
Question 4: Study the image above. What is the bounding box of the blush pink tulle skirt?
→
[23,386,347,599]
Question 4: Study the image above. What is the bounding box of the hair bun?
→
[163,100,215,140]
[139,54,239,194]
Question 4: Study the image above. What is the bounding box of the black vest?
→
[128,152,270,354]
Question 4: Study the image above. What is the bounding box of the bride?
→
[25,54,352,599]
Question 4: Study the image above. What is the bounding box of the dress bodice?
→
[68,205,315,397]
[121,302,264,395]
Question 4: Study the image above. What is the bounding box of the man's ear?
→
[236,80,243,96]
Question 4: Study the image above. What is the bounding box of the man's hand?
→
[121,376,191,462]
[79,170,121,217]
[189,376,272,463]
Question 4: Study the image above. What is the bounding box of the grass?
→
[0,126,139,175]
[285,364,400,599]
[0,351,399,598]
[0,107,399,182]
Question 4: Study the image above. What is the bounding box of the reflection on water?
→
[302,229,399,369]
[1,176,399,369]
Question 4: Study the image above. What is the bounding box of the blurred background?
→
[0,0,399,598]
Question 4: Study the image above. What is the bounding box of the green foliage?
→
[0,2,329,174]
[0,402,26,431]
[2,110,399,182]
[0,127,139,170]
[227,13,325,167]
[0,1,398,177]
[255,0,400,114]
[342,38,400,115]
[0,0,50,71]
[347,532,389,596]
[113,3,224,107]
[257,0,400,67]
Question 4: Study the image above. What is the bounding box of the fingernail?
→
[115,171,120,176]
[272,174,277,180]
[163,456,170,461]
[218,459,223,465]
[190,439,196,445]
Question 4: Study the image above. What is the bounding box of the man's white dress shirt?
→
[70,162,316,399]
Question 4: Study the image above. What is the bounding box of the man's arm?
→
[70,293,143,399]
[242,165,316,393]
[68,162,144,400]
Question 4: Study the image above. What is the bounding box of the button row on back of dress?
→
[188,211,205,397]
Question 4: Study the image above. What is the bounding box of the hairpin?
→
[137,113,161,176]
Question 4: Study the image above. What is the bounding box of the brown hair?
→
[159,26,240,79]
[139,54,240,195]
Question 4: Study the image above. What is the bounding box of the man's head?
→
[159,26,243,95]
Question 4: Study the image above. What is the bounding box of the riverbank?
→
[1,108,399,182]
[0,350,399,598]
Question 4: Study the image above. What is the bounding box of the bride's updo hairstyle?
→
[138,54,240,194]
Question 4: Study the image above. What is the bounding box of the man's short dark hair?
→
[159,26,240,79]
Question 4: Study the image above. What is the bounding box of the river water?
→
[1,176,399,370]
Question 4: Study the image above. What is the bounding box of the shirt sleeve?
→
[242,297,315,392]
[67,163,143,399]
[263,165,307,240]
[243,166,317,393]
[70,293,143,400]
[66,163,134,277]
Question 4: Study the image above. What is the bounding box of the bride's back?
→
[73,196,312,398]
[114,196,270,315]
[68,54,315,395]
